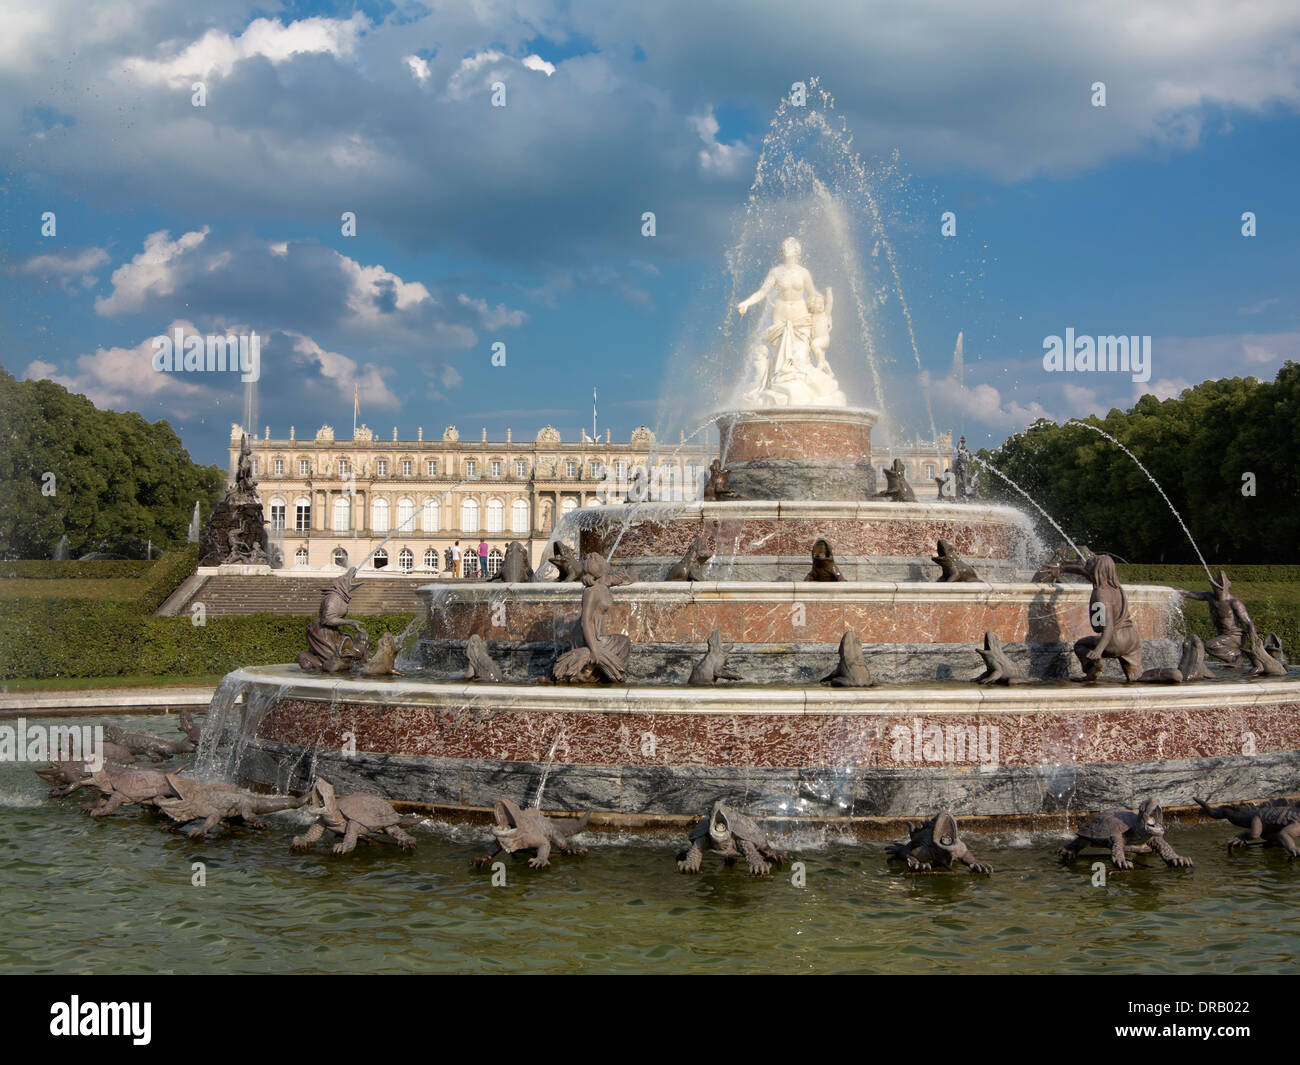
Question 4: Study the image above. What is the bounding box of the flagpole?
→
[592,387,597,441]
[353,385,358,438]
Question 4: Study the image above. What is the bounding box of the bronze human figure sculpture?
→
[1059,554,1142,682]
[552,553,632,683]
[298,567,370,673]
[954,437,977,500]
[1177,572,1260,668]
[233,433,258,501]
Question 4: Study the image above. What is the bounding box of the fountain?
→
[209,100,1298,830]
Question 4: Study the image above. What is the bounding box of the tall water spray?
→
[658,77,937,447]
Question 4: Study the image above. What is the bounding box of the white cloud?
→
[927,371,1055,429]
[1136,377,1194,402]
[1239,296,1280,315]
[456,293,528,329]
[286,332,400,410]
[23,320,210,413]
[123,15,367,86]
[18,246,110,290]
[522,54,556,76]
[688,108,752,178]
[405,55,431,83]
[95,227,210,316]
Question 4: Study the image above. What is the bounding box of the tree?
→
[976,365,1300,564]
[0,366,224,558]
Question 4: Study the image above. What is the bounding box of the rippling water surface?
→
[2,715,1296,974]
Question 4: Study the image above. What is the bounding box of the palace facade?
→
[231,422,952,576]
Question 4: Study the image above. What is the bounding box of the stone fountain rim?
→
[227,665,1296,715]
[415,580,1183,603]
[571,499,1038,524]
[714,405,881,424]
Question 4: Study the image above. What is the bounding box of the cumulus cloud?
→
[927,370,1055,430]
[456,294,528,330]
[17,246,110,290]
[90,227,524,352]
[95,228,210,316]
[123,15,367,85]
[23,320,211,413]
[405,54,431,84]
[285,332,399,410]
[688,108,752,178]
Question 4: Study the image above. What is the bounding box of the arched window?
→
[461,498,479,532]
[294,497,311,532]
[294,546,309,567]
[486,498,504,533]
[397,497,415,533]
[462,549,478,577]
[372,498,390,533]
[561,497,579,517]
[332,496,350,532]
[332,547,348,567]
[487,548,504,576]
[268,496,286,530]
[423,498,439,532]
[423,548,439,571]
[511,499,529,534]
[398,547,413,572]
[372,547,388,569]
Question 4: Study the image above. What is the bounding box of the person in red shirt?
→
[478,539,489,578]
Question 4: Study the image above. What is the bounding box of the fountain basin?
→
[226,665,1300,827]
[716,406,879,499]
[576,500,1039,580]
[416,581,1181,683]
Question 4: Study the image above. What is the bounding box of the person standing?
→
[478,538,489,578]
[451,540,462,579]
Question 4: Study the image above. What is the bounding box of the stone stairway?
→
[176,575,433,617]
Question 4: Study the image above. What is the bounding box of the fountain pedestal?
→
[718,407,878,500]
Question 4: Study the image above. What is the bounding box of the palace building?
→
[230,422,952,577]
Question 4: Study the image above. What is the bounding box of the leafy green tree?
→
[977,365,1300,564]
[0,366,224,558]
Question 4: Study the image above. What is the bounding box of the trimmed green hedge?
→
[1117,564,1300,584]
[138,613,415,677]
[0,602,414,680]
[0,545,425,680]
[136,545,200,613]
[0,559,156,580]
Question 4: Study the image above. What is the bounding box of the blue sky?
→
[3,0,1298,465]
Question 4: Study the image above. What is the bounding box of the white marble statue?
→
[736,237,846,408]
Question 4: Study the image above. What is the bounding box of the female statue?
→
[735,237,845,407]
[1059,554,1142,682]
[552,552,632,683]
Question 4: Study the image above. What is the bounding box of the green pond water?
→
[1,714,1296,975]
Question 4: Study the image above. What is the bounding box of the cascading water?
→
[657,76,936,450]
[1067,420,1214,582]
[193,679,289,785]
[965,452,1082,561]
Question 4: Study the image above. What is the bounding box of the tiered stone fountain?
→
[221,237,1299,829]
